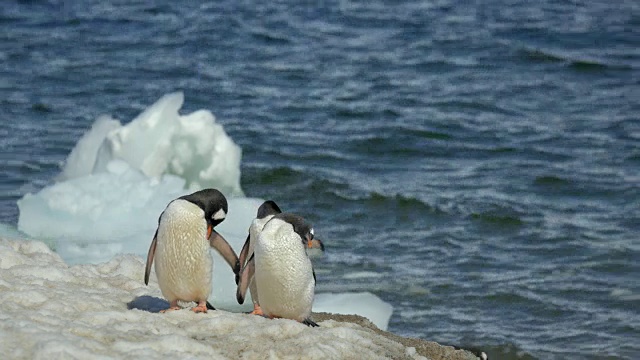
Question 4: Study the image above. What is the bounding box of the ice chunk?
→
[58,115,121,180]
[60,92,243,196]
[170,109,242,194]
[18,160,186,257]
[92,93,182,181]
[19,92,246,264]
[17,172,262,309]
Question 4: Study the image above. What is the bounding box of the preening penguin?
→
[236,200,282,316]
[237,213,319,326]
[144,188,240,313]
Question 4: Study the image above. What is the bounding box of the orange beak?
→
[207,224,213,239]
[307,235,313,248]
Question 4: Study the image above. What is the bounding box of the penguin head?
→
[274,213,314,247]
[179,188,228,227]
[257,200,282,219]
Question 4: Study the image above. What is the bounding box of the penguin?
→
[144,188,240,313]
[237,213,318,326]
[236,200,283,316]
[305,237,325,259]
[237,201,325,316]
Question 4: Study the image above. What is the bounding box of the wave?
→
[518,47,633,72]
[363,191,442,214]
[473,343,538,360]
[533,175,571,186]
[249,166,440,205]
[470,212,524,227]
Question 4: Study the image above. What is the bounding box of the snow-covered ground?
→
[0,238,476,360]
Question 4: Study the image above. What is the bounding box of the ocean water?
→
[1,1,639,359]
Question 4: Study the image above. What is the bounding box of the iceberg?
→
[18,92,246,266]
[58,92,243,196]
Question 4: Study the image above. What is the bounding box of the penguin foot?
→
[302,318,319,327]
[159,300,180,313]
[250,304,264,316]
[191,301,208,313]
[160,306,181,313]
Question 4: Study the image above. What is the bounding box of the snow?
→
[0,238,424,360]
[13,93,395,331]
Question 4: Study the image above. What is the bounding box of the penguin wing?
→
[209,229,240,275]
[238,233,251,268]
[236,233,251,285]
[236,254,255,304]
[144,229,158,285]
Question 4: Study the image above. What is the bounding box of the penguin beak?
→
[310,238,325,251]
[306,234,313,248]
[207,224,213,240]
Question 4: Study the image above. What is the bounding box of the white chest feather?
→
[154,199,213,303]
[248,215,274,260]
[254,220,314,321]
[247,215,274,304]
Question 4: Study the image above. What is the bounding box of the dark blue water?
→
[1,1,639,359]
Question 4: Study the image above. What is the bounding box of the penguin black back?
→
[257,200,282,219]
[273,213,314,244]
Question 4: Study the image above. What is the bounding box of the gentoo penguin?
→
[237,213,318,326]
[237,201,325,315]
[237,200,282,315]
[144,188,240,313]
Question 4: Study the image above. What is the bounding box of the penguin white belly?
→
[254,224,315,321]
[247,215,275,305]
[154,199,212,303]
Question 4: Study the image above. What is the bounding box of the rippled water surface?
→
[1,1,639,359]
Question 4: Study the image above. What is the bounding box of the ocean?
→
[1,1,638,359]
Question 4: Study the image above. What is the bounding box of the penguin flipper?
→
[144,230,158,285]
[236,233,251,285]
[238,234,251,270]
[236,255,255,304]
[206,301,215,310]
[209,229,240,275]
[303,318,319,327]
